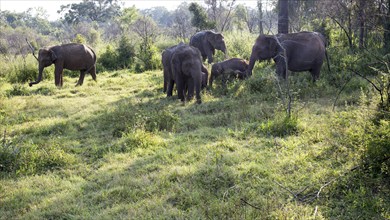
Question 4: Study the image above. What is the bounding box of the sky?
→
[0,0,259,21]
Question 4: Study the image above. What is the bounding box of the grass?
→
[0,68,389,219]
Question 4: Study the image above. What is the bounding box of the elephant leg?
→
[76,71,86,86]
[54,65,64,87]
[206,51,213,64]
[310,67,321,82]
[60,73,63,87]
[186,78,194,101]
[163,67,169,93]
[195,80,201,104]
[89,66,97,81]
[176,76,185,102]
[167,79,174,97]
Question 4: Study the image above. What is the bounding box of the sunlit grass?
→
[0,67,389,219]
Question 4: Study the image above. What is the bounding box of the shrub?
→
[73,34,87,44]
[117,35,136,69]
[0,138,75,175]
[136,39,161,72]
[258,114,299,137]
[364,120,390,175]
[6,84,30,97]
[98,45,118,71]
[244,73,278,100]
[114,129,165,153]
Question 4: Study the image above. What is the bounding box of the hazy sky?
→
[0,0,259,21]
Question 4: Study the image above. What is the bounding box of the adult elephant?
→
[189,30,227,64]
[29,43,97,87]
[162,43,208,97]
[171,44,204,104]
[247,31,330,81]
[209,58,249,88]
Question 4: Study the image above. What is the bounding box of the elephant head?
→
[209,63,222,87]
[206,31,227,55]
[247,35,279,76]
[29,48,57,86]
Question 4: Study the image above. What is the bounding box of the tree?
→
[278,0,288,34]
[257,0,264,34]
[204,0,237,32]
[172,3,194,40]
[141,7,173,28]
[189,3,215,31]
[118,6,139,33]
[58,0,121,24]
[382,0,390,51]
[132,15,159,71]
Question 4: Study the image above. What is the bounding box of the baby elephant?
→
[209,58,249,88]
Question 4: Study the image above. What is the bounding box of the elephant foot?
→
[196,99,202,104]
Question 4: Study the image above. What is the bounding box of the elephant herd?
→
[28,30,330,104]
[161,30,329,104]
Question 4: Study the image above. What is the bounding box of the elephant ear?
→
[50,50,57,62]
[267,36,279,58]
[206,32,218,50]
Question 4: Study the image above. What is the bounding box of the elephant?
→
[162,43,208,97]
[247,31,330,81]
[209,58,249,88]
[171,44,204,104]
[29,43,97,87]
[189,30,227,64]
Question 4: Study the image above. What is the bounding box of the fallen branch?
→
[240,198,262,210]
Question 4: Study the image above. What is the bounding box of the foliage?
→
[189,2,216,31]
[58,0,121,24]
[98,38,136,71]
[72,33,86,44]
[98,45,118,71]
[116,35,136,69]
[0,135,75,175]
[136,39,161,72]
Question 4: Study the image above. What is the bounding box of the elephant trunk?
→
[29,65,44,87]
[222,46,228,59]
[247,53,257,77]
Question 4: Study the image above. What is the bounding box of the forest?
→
[0,0,389,219]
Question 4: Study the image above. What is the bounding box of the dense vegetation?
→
[1,0,389,219]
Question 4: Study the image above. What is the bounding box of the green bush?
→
[6,84,30,97]
[114,129,165,153]
[258,114,299,137]
[98,45,118,71]
[117,35,136,69]
[0,139,75,175]
[136,39,161,72]
[73,34,87,44]
[364,120,390,175]
[244,73,278,100]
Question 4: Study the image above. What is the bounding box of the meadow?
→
[0,49,389,219]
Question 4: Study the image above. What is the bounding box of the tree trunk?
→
[278,0,289,34]
[257,0,264,35]
[358,0,366,48]
[384,0,390,51]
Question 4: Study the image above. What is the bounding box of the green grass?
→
[0,68,389,219]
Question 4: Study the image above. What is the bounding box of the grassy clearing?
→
[0,68,389,219]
